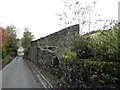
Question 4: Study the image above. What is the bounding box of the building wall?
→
[27,24,79,70]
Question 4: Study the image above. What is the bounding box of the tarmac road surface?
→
[2,56,41,88]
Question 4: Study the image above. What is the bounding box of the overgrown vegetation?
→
[22,0,120,88]
[54,1,120,87]
[1,25,18,68]
[25,22,120,88]
[54,23,120,88]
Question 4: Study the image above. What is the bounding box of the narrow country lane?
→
[2,56,41,88]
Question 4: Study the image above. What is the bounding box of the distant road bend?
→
[2,56,49,88]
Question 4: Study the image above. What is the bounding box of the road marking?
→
[35,68,53,88]
[33,69,47,88]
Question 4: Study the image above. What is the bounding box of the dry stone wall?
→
[27,24,79,71]
[26,24,120,88]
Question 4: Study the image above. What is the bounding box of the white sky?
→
[0,0,119,39]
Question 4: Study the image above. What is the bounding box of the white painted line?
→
[35,68,53,88]
[33,69,47,88]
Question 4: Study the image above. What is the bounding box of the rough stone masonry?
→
[27,24,79,71]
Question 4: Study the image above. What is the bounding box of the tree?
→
[21,28,34,49]
[0,27,7,49]
[5,25,18,57]
[1,25,18,59]
[56,0,98,34]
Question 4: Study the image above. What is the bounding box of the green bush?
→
[2,55,13,67]
[58,78,66,87]
[88,27,119,62]
[56,59,120,88]
[60,48,76,62]
[82,60,120,77]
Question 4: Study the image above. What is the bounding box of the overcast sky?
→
[0,0,119,39]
